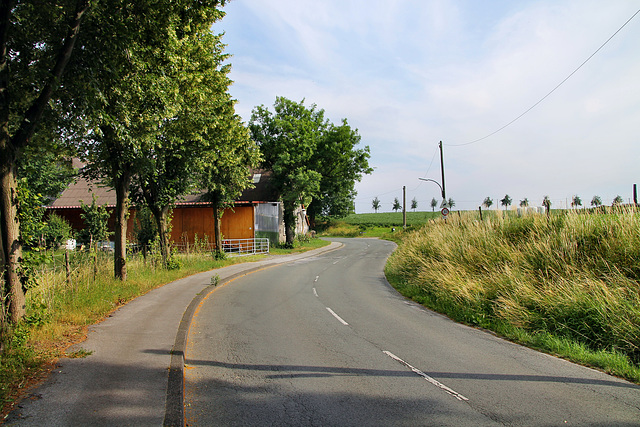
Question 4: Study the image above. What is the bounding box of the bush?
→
[42,214,73,248]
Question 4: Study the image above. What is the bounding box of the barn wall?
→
[170,205,254,245]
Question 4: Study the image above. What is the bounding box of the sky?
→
[213,0,640,213]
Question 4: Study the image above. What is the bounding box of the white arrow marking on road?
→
[383,351,469,401]
[313,288,318,297]
[326,307,349,325]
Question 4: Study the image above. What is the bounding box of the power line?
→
[445,8,640,148]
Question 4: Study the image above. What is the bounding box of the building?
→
[46,169,309,248]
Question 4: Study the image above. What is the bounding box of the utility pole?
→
[439,141,446,202]
[402,186,406,229]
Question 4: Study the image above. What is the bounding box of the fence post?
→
[65,249,71,288]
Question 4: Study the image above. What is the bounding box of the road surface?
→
[185,238,640,426]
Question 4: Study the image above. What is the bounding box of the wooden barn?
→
[46,169,308,248]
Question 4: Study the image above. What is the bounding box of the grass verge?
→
[385,209,640,384]
[0,238,329,416]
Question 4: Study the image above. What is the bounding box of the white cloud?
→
[217,0,640,212]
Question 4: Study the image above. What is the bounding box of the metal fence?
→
[221,238,270,256]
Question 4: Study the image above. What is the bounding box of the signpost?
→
[441,207,450,219]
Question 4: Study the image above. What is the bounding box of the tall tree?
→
[132,8,253,266]
[199,113,260,257]
[0,0,91,322]
[482,197,493,209]
[520,198,529,208]
[392,197,401,212]
[571,195,582,209]
[372,197,381,213]
[500,194,512,210]
[430,197,438,212]
[612,195,624,206]
[411,198,418,211]
[65,1,227,279]
[249,98,325,245]
[590,195,602,208]
[306,119,371,225]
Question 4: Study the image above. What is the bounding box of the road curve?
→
[185,238,640,426]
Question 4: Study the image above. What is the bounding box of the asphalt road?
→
[184,238,640,426]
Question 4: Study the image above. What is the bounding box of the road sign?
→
[441,207,450,218]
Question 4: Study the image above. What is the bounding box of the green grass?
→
[385,208,640,383]
[0,238,329,415]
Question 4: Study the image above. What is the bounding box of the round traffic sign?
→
[441,207,450,217]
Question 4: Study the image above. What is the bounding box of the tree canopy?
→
[250,97,370,244]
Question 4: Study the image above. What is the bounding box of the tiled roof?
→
[47,168,279,208]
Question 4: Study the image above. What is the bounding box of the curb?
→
[163,241,343,426]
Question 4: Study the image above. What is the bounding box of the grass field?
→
[384,208,640,383]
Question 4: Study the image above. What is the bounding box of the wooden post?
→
[65,249,71,288]
[479,206,483,221]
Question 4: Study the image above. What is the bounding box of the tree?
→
[447,198,455,209]
[392,197,401,212]
[482,197,493,209]
[571,195,582,209]
[411,198,418,211]
[132,13,254,266]
[66,1,228,279]
[519,198,529,208]
[79,195,111,250]
[500,194,512,210]
[306,119,372,225]
[430,197,438,212]
[542,195,552,211]
[372,197,381,213]
[591,195,602,208]
[249,98,325,245]
[0,0,91,322]
[199,115,260,257]
[612,195,624,206]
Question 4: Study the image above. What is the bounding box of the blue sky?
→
[214,1,640,213]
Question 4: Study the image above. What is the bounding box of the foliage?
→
[542,195,552,210]
[482,197,493,209]
[79,195,111,246]
[430,198,438,211]
[411,198,418,211]
[249,98,325,244]
[16,146,77,205]
[392,197,401,212]
[15,179,46,248]
[306,119,372,220]
[386,209,640,380]
[500,194,512,210]
[372,197,381,213]
[572,195,582,208]
[447,198,455,208]
[591,195,602,207]
[519,198,529,207]
[613,195,624,206]
[42,214,73,249]
[0,0,92,323]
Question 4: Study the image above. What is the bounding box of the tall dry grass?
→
[386,208,640,375]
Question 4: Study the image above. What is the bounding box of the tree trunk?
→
[283,203,295,246]
[113,172,131,281]
[212,201,222,256]
[151,205,170,268]
[0,164,25,322]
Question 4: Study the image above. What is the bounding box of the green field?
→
[342,211,441,226]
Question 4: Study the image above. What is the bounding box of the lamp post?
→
[419,141,446,204]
